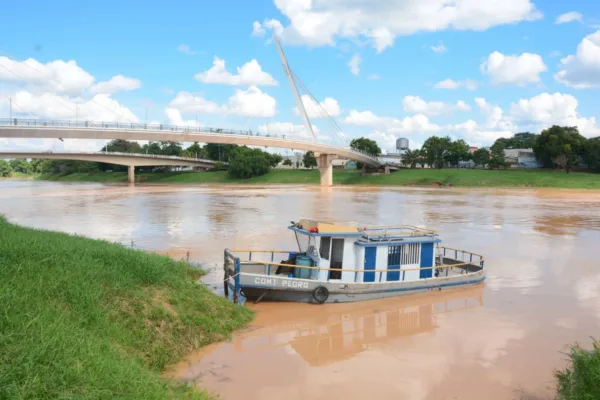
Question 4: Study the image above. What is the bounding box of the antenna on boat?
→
[273,33,317,141]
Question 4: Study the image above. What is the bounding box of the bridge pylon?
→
[316,154,336,187]
[128,166,135,184]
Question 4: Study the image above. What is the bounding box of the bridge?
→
[0,150,220,183]
[0,118,382,186]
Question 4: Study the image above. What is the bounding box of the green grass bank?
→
[39,168,600,189]
[0,217,252,399]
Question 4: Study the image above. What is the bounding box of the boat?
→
[223,219,485,304]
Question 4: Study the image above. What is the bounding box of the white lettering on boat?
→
[254,277,309,289]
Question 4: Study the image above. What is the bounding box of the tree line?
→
[348,126,600,173]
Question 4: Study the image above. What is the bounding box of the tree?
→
[100,139,142,153]
[401,149,421,169]
[494,132,538,149]
[141,141,162,155]
[205,143,238,162]
[303,151,318,169]
[283,159,293,166]
[583,137,600,173]
[0,160,13,177]
[29,159,44,174]
[533,126,586,173]
[444,139,471,167]
[159,141,183,156]
[9,159,32,174]
[488,141,509,169]
[182,142,206,159]
[227,146,273,178]
[349,137,382,157]
[269,153,283,167]
[472,148,490,168]
[422,136,452,168]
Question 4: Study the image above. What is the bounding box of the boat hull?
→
[234,269,485,304]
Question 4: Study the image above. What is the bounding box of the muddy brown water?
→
[2,180,600,399]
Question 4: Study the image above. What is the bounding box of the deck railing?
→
[225,247,484,303]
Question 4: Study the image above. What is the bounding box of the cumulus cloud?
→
[258,121,320,140]
[348,54,361,75]
[90,75,141,94]
[554,30,600,89]
[253,0,540,52]
[293,95,341,118]
[177,44,199,55]
[402,96,470,116]
[481,51,547,86]
[434,79,478,90]
[194,57,278,86]
[430,42,447,54]
[0,56,95,94]
[556,11,583,24]
[344,109,441,134]
[166,86,277,119]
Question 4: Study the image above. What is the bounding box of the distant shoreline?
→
[24,168,600,190]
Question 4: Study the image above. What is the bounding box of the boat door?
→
[420,242,434,279]
[364,246,376,283]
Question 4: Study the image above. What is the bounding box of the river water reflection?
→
[1,180,600,399]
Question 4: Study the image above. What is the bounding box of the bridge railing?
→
[0,150,218,163]
[0,118,381,163]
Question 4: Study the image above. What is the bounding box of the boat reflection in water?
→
[233,285,484,367]
[168,284,484,400]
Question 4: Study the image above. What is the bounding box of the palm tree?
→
[402,149,421,169]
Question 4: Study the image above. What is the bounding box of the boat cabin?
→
[287,219,440,284]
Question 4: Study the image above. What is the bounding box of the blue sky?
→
[1,0,599,152]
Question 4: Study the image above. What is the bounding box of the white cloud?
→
[177,44,199,55]
[294,95,341,118]
[554,30,600,89]
[508,92,600,138]
[348,54,361,75]
[367,74,381,80]
[90,75,141,94]
[481,51,547,86]
[434,79,478,90]
[227,86,277,117]
[258,121,320,140]
[556,11,583,24]
[252,21,265,37]
[402,96,470,116]
[430,42,447,54]
[0,56,95,94]
[194,57,278,86]
[252,19,284,38]
[164,108,199,126]
[255,0,541,52]
[550,50,561,57]
[344,109,441,134]
[5,90,139,122]
[166,86,277,118]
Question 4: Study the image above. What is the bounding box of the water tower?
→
[396,138,409,153]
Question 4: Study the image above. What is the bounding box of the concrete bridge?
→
[0,118,382,186]
[0,150,220,183]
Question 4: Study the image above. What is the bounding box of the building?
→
[504,148,541,168]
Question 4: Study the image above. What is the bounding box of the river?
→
[1,180,600,399]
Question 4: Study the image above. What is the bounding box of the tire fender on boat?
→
[312,286,329,304]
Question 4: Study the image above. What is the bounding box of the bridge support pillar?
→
[317,154,336,187]
[128,166,135,184]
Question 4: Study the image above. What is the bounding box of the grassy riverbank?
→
[0,217,252,399]
[39,168,600,189]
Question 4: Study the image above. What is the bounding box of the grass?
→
[0,216,252,399]
[555,341,600,400]
[39,168,600,189]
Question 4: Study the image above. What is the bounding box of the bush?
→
[227,146,272,179]
[555,340,600,400]
[209,161,227,171]
[0,159,13,177]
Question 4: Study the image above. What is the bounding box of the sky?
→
[1,0,600,153]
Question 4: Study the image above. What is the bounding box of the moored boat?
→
[224,219,485,304]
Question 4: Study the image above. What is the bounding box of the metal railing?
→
[0,150,218,164]
[0,118,381,164]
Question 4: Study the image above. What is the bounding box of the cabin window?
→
[329,238,344,280]
[388,243,420,265]
[320,237,331,260]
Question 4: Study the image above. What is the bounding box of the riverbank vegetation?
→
[0,216,252,399]
[555,341,600,399]
[38,168,600,189]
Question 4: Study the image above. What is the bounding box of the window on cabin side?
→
[320,236,331,260]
